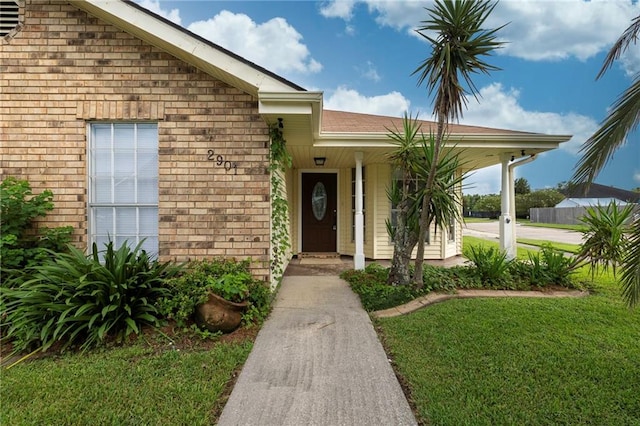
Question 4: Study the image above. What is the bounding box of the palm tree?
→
[386,114,421,285]
[571,15,640,307]
[411,0,505,286]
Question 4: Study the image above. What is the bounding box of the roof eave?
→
[314,132,572,148]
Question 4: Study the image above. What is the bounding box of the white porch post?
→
[354,151,365,270]
[499,154,516,260]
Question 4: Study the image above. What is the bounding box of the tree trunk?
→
[387,238,413,286]
[414,113,446,288]
[387,199,418,286]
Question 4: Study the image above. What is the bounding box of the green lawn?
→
[518,218,587,232]
[377,238,640,425]
[516,238,581,254]
[1,336,252,425]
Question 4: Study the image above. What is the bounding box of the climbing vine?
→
[269,122,292,287]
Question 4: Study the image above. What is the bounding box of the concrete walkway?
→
[217,275,417,426]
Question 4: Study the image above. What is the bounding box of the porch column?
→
[499,154,516,260]
[354,151,365,270]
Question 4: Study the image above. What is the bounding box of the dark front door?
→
[302,173,337,252]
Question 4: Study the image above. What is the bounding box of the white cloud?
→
[634,170,640,184]
[324,86,410,116]
[319,0,357,20]
[136,0,182,25]
[326,0,639,71]
[465,164,502,195]
[620,45,640,77]
[187,11,322,75]
[461,83,598,155]
[494,1,639,63]
[359,61,381,82]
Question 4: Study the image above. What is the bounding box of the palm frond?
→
[597,15,640,79]
[621,216,640,307]
[572,76,640,185]
[413,0,506,122]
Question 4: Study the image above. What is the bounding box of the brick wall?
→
[0,0,271,279]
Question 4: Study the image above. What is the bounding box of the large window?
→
[89,123,159,256]
[351,167,365,242]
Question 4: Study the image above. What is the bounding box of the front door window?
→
[312,182,327,221]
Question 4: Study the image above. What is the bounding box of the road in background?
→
[463,221,584,245]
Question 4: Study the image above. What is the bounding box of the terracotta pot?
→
[194,293,248,333]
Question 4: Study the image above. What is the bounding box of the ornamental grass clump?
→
[464,244,513,288]
[1,240,180,353]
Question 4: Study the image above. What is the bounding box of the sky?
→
[138,0,639,195]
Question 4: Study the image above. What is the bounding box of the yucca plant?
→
[464,244,512,288]
[1,240,180,352]
[576,202,634,278]
[540,245,575,287]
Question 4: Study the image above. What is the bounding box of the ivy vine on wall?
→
[269,122,292,286]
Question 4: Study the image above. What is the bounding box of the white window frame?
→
[87,122,159,256]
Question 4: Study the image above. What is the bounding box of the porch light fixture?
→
[314,157,326,166]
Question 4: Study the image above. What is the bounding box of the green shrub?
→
[1,240,180,352]
[578,201,634,277]
[509,246,576,289]
[158,258,271,329]
[341,264,418,311]
[540,245,576,287]
[422,264,481,291]
[464,245,513,288]
[0,177,73,281]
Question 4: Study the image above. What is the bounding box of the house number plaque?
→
[207,150,238,175]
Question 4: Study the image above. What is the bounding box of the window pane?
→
[137,178,157,204]
[139,208,158,234]
[116,208,137,234]
[93,150,111,176]
[115,236,135,251]
[137,152,158,178]
[114,152,135,177]
[93,178,112,203]
[94,207,114,235]
[114,124,135,150]
[137,124,157,150]
[92,124,111,150]
[141,237,158,257]
[113,178,135,203]
[95,235,111,252]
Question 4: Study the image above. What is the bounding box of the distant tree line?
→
[463,178,565,219]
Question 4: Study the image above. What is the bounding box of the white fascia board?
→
[77,0,297,95]
[258,91,323,134]
[258,91,323,114]
[314,132,571,148]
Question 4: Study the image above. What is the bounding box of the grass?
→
[377,237,640,425]
[518,218,587,232]
[462,235,534,260]
[0,335,253,425]
[516,238,581,253]
[462,217,495,223]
